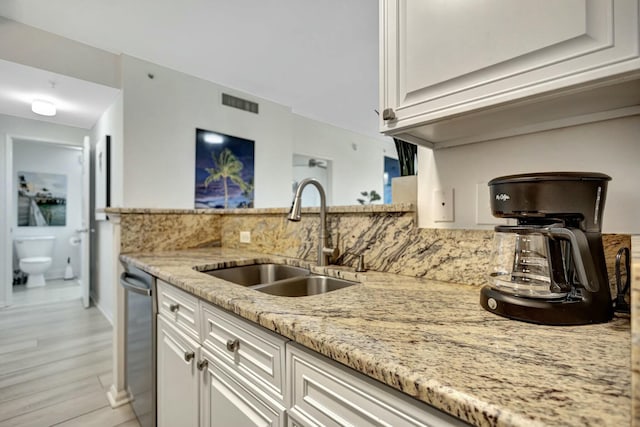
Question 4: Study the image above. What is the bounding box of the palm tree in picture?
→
[240,177,255,208]
[204,148,248,208]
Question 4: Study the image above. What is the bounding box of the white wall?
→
[417,115,640,234]
[12,140,83,278]
[0,114,87,306]
[90,94,123,323]
[120,55,293,208]
[118,55,393,209]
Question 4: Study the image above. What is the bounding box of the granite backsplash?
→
[119,212,222,252]
[112,207,631,294]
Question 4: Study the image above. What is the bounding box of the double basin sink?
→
[200,263,357,297]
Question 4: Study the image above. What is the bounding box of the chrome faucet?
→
[288,178,338,266]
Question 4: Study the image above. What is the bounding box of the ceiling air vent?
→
[222,93,259,114]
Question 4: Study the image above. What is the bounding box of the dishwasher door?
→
[121,265,156,427]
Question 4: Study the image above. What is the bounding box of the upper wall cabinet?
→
[379,0,640,149]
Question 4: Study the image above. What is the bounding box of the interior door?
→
[3,138,14,307]
[79,136,91,308]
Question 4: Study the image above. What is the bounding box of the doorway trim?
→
[4,134,85,307]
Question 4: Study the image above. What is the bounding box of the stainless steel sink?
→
[202,264,309,286]
[200,263,357,296]
[252,275,356,297]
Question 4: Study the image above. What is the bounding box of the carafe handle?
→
[547,227,598,292]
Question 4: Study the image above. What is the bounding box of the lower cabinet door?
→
[200,348,286,427]
[157,316,200,427]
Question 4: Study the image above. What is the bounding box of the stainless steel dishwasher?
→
[120,263,156,427]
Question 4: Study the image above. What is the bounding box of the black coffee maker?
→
[480,172,613,325]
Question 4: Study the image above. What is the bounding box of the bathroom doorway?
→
[4,136,91,308]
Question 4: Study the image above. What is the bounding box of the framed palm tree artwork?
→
[195,128,255,209]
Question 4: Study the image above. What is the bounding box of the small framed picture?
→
[95,135,111,220]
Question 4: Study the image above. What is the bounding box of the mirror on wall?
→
[383,156,401,204]
[291,136,400,207]
[291,147,401,207]
[292,154,332,206]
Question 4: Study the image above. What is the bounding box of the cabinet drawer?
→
[286,343,466,427]
[200,303,287,402]
[200,347,286,427]
[157,280,199,340]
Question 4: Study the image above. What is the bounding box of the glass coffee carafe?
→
[488,226,574,299]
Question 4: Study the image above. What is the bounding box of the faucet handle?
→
[344,251,367,272]
[322,246,340,261]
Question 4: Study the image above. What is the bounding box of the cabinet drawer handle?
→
[226,339,240,352]
[169,303,180,312]
[184,351,195,362]
[197,360,208,371]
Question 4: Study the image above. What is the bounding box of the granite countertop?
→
[121,247,630,427]
[104,202,415,215]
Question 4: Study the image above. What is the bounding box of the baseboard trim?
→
[106,384,132,408]
[91,295,113,325]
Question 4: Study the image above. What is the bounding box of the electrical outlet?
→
[239,231,251,243]
[432,188,454,222]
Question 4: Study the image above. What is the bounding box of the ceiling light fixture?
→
[31,99,57,116]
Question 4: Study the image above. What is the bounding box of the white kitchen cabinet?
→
[380,0,640,148]
[200,347,286,427]
[157,281,468,426]
[156,281,286,427]
[286,343,466,427]
[156,315,200,427]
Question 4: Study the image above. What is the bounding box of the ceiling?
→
[0,0,381,137]
[0,59,121,129]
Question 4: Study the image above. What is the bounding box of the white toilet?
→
[14,236,56,288]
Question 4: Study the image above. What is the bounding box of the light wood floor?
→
[11,280,82,307]
[0,299,140,426]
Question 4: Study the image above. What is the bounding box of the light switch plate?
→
[239,231,251,243]
[433,188,454,222]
